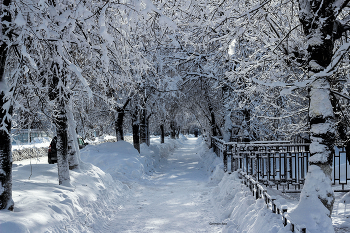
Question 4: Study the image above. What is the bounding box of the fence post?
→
[229,144,234,173]
[290,223,294,232]
[282,208,287,226]
[272,199,276,213]
[223,148,228,172]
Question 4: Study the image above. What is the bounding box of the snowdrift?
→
[198,138,292,233]
[0,160,130,233]
[0,136,184,232]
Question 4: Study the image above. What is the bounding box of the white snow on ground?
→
[103,136,222,232]
[1,135,350,232]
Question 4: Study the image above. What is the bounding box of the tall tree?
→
[289,1,350,232]
[0,0,14,210]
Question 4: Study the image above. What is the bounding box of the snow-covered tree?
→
[0,0,14,211]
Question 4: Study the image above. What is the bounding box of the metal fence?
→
[212,137,350,192]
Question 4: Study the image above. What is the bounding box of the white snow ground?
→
[102,137,222,232]
[1,136,350,233]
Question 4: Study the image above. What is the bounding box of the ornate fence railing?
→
[210,137,350,233]
[212,136,350,192]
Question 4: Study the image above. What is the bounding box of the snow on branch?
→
[214,0,272,30]
[314,42,350,78]
[252,41,350,96]
[56,44,92,99]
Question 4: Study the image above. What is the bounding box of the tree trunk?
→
[49,61,70,185]
[140,109,148,145]
[67,102,79,170]
[176,126,180,139]
[290,1,341,231]
[115,109,125,141]
[223,111,232,142]
[242,109,250,142]
[0,0,13,211]
[170,121,176,139]
[160,124,165,143]
[146,114,151,146]
[132,112,140,153]
[115,98,130,141]
[210,107,217,137]
[0,91,13,211]
[55,101,70,185]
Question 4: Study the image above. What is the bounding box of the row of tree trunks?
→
[0,0,14,211]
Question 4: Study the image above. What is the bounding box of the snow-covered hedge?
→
[12,147,48,161]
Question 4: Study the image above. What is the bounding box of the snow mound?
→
[197,139,291,233]
[0,157,130,233]
[197,138,224,184]
[84,134,117,145]
[140,138,184,175]
[81,140,145,182]
[210,172,290,233]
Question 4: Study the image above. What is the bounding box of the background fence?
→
[12,147,48,162]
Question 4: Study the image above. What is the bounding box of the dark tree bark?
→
[115,99,130,141]
[160,124,165,143]
[242,109,250,142]
[132,110,140,153]
[140,108,148,145]
[170,121,176,139]
[0,0,14,211]
[210,111,217,136]
[115,109,125,141]
[0,93,13,211]
[146,114,151,146]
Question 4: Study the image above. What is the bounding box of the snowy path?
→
[105,138,222,233]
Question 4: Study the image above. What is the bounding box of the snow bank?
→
[210,172,291,233]
[140,136,187,175]
[84,134,117,145]
[1,136,185,232]
[0,158,130,233]
[81,140,145,182]
[197,138,225,185]
[197,137,291,233]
